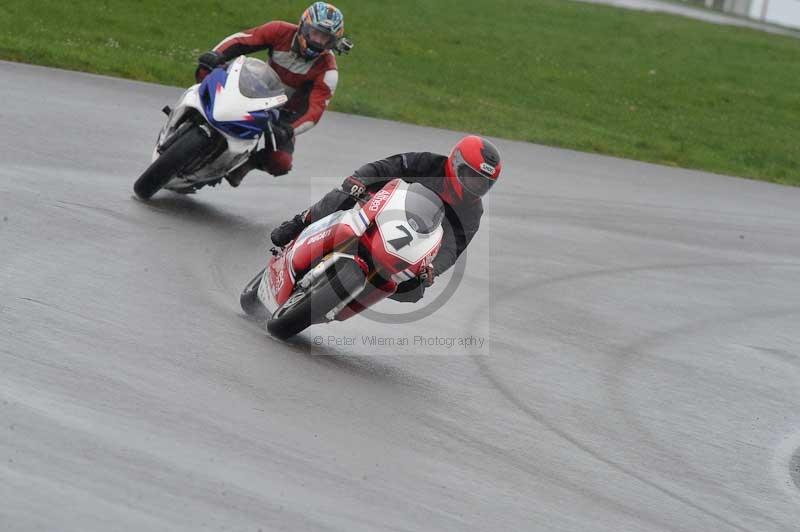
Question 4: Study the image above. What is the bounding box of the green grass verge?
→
[2,0,799,185]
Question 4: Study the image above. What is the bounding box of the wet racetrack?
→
[1,61,799,531]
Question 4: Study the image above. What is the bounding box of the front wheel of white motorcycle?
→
[267,259,366,340]
[133,124,214,200]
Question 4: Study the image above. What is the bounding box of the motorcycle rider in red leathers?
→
[270,136,503,302]
[194,2,350,186]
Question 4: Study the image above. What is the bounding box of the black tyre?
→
[240,268,268,320]
[133,125,214,200]
[267,259,366,340]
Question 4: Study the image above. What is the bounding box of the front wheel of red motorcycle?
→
[267,259,365,340]
[240,268,268,320]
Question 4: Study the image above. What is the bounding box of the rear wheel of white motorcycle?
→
[267,259,366,340]
[133,125,214,200]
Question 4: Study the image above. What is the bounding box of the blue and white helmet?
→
[297,2,344,60]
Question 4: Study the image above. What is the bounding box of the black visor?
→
[405,182,445,234]
[301,24,336,52]
[452,149,496,197]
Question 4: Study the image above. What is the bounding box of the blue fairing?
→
[200,68,278,140]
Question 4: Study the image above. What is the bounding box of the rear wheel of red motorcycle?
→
[133,124,213,200]
[267,259,365,340]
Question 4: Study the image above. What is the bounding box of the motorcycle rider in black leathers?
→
[271,135,503,302]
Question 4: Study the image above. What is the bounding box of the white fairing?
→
[152,56,287,191]
[212,57,288,122]
[376,182,444,265]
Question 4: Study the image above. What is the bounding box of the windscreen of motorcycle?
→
[405,182,445,234]
[238,58,286,99]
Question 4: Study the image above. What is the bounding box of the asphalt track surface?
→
[1,60,799,531]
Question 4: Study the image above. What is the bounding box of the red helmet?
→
[444,136,502,203]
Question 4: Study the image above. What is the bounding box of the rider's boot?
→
[271,213,308,247]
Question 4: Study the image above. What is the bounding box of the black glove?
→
[195,51,225,83]
[341,175,369,201]
[271,214,307,247]
[419,263,435,287]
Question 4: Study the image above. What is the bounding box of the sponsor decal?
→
[350,184,366,197]
[270,258,286,295]
[480,162,496,175]
[369,189,392,212]
[307,229,332,244]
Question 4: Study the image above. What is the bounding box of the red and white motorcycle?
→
[240,179,444,339]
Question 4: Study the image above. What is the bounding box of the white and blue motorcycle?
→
[133,56,288,199]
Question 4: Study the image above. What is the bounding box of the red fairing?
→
[269,223,367,309]
[363,227,442,278]
[358,179,401,226]
[336,278,397,321]
[355,179,405,276]
[360,226,404,275]
[290,221,357,275]
[409,239,442,276]
[357,178,443,276]
[268,252,296,307]
[268,179,443,321]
